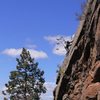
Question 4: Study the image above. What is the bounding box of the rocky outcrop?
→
[54,0,100,100]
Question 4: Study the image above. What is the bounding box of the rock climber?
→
[65,40,73,54]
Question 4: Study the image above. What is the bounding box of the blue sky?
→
[0,0,85,99]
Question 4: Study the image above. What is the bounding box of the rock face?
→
[54,0,100,100]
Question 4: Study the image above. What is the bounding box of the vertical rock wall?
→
[54,0,100,100]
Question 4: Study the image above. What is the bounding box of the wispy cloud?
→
[44,35,73,56]
[1,48,48,59]
[44,35,72,44]
[53,45,66,56]
[1,48,22,57]
[41,82,56,100]
[26,44,37,49]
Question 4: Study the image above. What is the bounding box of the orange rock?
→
[84,82,100,99]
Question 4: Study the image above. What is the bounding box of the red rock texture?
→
[54,0,100,100]
[82,82,100,99]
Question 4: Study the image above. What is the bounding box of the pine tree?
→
[3,48,46,100]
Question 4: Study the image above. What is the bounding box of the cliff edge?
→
[54,0,100,100]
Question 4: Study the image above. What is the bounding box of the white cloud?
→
[53,45,66,55]
[44,35,74,56]
[44,35,72,44]
[1,48,48,59]
[41,82,56,100]
[44,36,58,44]
[28,49,48,59]
[1,48,22,57]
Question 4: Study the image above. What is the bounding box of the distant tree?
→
[2,48,46,100]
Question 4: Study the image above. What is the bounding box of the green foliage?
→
[3,48,46,100]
